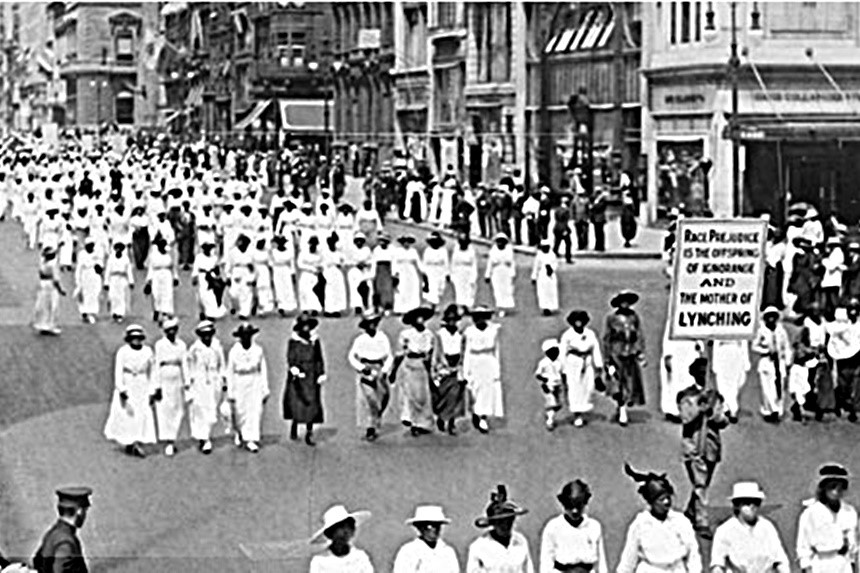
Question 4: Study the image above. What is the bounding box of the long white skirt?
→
[297,270,322,312]
[33,280,59,331]
[155,367,186,441]
[197,281,226,319]
[451,269,476,308]
[272,266,298,312]
[393,265,422,314]
[107,276,130,317]
[424,267,448,306]
[151,269,174,315]
[346,267,372,311]
[490,267,515,309]
[255,265,275,314]
[229,279,253,318]
[323,267,348,313]
[535,273,559,312]
[467,355,504,418]
[757,359,784,416]
[78,271,102,315]
[188,380,220,441]
[565,356,595,414]
[104,379,158,446]
[232,378,265,443]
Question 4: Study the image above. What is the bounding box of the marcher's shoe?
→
[542,309,552,317]
[246,441,259,453]
[279,309,287,317]
[849,412,858,423]
[199,312,207,320]
[290,425,299,441]
[233,433,242,447]
[305,433,316,447]
[727,414,739,424]
[498,310,506,318]
[124,445,135,456]
[791,403,804,422]
[365,428,378,442]
[763,413,780,424]
[471,414,481,430]
[354,307,362,316]
[436,418,446,432]
[200,440,213,454]
[618,406,629,427]
[573,416,585,428]
[131,444,146,458]
[477,418,490,434]
[164,443,176,457]
[664,413,682,424]
[815,410,824,422]
[546,421,555,432]
[447,420,457,436]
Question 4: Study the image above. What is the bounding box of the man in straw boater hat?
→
[283,313,327,446]
[617,464,702,573]
[392,505,459,572]
[466,484,535,571]
[226,322,269,453]
[603,290,647,427]
[347,311,393,442]
[751,306,791,423]
[796,463,859,573]
[185,320,227,454]
[463,305,504,434]
[710,482,789,573]
[540,479,609,573]
[103,324,158,458]
[309,505,374,572]
[32,486,93,573]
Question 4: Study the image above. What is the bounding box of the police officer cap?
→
[56,486,92,509]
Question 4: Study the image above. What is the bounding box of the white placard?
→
[669,218,767,340]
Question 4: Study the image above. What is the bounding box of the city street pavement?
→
[342,175,665,259]
[0,216,857,573]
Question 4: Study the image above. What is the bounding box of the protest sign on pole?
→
[668,218,768,341]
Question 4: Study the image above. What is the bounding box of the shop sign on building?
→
[358,28,381,50]
[669,218,767,340]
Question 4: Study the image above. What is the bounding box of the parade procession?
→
[4,1,860,572]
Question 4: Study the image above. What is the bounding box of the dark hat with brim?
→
[566,309,590,326]
[57,486,92,509]
[610,291,639,308]
[474,485,528,528]
[470,306,495,320]
[819,463,850,487]
[441,304,462,324]
[232,322,259,338]
[195,320,216,335]
[397,234,416,245]
[403,306,435,326]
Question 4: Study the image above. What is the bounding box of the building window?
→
[767,2,848,34]
[116,94,134,124]
[291,44,305,67]
[475,3,511,83]
[116,33,134,63]
[438,2,457,28]
[669,1,703,45]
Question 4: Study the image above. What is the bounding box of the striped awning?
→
[235,100,272,131]
[545,7,615,54]
[278,99,325,132]
[184,85,204,107]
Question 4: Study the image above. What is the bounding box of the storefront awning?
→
[545,6,615,54]
[278,99,325,132]
[235,99,272,131]
[184,85,204,108]
[729,117,860,141]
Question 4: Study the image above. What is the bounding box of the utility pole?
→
[729,2,741,215]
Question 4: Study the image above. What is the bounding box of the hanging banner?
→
[669,218,767,340]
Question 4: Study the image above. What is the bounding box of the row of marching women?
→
[303,463,856,573]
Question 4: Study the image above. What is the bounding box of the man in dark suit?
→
[33,487,93,573]
[590,188,609,252]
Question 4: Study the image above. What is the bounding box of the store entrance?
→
[784,144,860,223]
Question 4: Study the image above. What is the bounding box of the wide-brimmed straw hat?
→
[232,322,259,338]
[818,463,850,488]
[161,317,179,331]
[762,306,781,318]
[610,291,639,308]
[470,305,495,320]
[566,309,590,326]
[124,324,146,341]
[310,505,371,544]
[474,485,528,528]
[405,505,451,526]
[195,320,216,336]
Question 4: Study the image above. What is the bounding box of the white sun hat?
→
[310,505,371,544]
[405,505,451,526]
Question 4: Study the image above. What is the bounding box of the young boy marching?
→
[536,339,564,430]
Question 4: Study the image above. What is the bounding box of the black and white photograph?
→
[0,1,859,572]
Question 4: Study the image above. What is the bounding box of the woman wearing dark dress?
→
[283,313,326,446]
[372,233,395,313]
[432,304,467,435]
[620,194,638,248]
[603,291,647,427]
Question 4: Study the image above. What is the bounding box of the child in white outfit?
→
[536,339,564,430]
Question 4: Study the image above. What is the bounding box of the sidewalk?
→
[343,176,664,260]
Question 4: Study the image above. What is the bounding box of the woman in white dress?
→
[103,324,158,458]
[226,323,270,453]
[712,339,750,424]
[296,235,324,315]
[531,240,559,315]
[225,233,255,320]
[74,238,103,324]
[422,232,450,310]
[450,234,478,309]
[32,246,66,335]
[192,242,227,320]
[540,480,608,573]
[463,306,504,434]
[146,234,177,322]
[393,235,424,315]
[660,335,701,423]
[322,232,348,317]
[105,242,134,322]
[484,233,516,316]
[153,318,187,457]
[310,505,375,573]
[559,310,604,427]
[270,234,298,316]
[345,232,374,315]
[186,320,226,454]
[252,237,275,316]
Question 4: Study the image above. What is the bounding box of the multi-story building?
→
[50,2,160,128]
[391,2,431,168]
[642,2,860,224]
[332,2,396,170]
